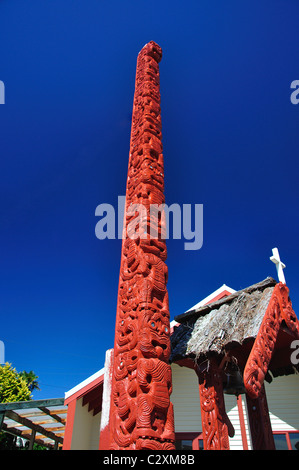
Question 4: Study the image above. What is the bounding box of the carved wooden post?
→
[108,42,175,450]
[196,358,233,450]
[242,282,299,449]
[244,283,299,400]
[243,285,282,400]
[246,385,275,450]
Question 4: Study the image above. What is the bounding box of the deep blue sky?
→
[1,0,298,399]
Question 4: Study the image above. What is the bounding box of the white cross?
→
[270,247,286,284]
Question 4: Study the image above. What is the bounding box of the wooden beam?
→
[82,386,102,406]
[0,398,64,412]
[93,405,102,416]
[237,395,248,450]
[28,429,36,450]
[88,394,103,414]
[0,411,5,430]
[17,411,48,418]
[45,408,68,415]
[35,432,64,440]
[39,406,66,424]
[38,425,64,433]
[2,424,55,449]
[4,421,24,428]
[23,418,53,425]
[5,410,63,444]
[246,384,275,450]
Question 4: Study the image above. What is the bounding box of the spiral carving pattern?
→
[108,42,175,450]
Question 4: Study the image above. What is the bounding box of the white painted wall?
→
[67,364,299,450]
[171,363,249,449]
[171,363,202,433]
[171,363,299,450]
[265,374,299,432]
[224,394,252,449]
[70,397,101,450]
[90,410,102,449]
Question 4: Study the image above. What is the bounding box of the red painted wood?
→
[197,358,233,450]
[108,41,175,450]
[64,374,104,406]
[246,384,275,450]
[62,399,76,450]
[237,395,248,450]
[244,282,299,399]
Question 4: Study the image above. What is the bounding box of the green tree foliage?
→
[18,370,40,392]
[0,364,43,449]
[0,363,32,403]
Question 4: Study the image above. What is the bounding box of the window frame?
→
[273,431,299,450]
[175,432,204,450]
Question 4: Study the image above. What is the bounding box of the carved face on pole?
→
[108,42,175,450]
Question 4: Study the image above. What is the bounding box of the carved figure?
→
[108,41,175,450]
[197,359,233,450]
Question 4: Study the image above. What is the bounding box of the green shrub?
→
[0,363,32,403]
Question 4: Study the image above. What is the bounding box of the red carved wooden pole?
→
[108,41,175,450]
[196,358,234,450]
[246,384,275,450]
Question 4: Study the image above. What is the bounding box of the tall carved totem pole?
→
[108,42,175,450]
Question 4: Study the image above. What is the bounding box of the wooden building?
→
[62,278,299,450]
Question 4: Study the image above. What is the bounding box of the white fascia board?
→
[185,284,236,312]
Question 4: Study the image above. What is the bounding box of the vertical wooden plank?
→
[246,384,275,450]
[237,395,249,450]
[28,429,36,450]
[99,349,114,450]
[197,358,233,450]
[62,399,76,450]
[0,411,5,431]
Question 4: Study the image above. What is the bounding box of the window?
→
[175,439,193,450]
[175,433,204,450]
[273,434,289,450]
[194,438,204,450]
[273,432,299,450]
[289,432,299,450]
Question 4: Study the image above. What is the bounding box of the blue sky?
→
[1,0,298,399]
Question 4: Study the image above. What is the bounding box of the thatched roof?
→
[170,277,277,363]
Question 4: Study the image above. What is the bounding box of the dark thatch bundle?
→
[170,278,276,363]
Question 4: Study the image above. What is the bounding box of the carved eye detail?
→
[164,326,168,333]
[151,321,155,328]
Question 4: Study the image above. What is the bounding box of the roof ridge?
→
[175,277,277,324]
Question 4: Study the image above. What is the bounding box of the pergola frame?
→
[0,398,66,449]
